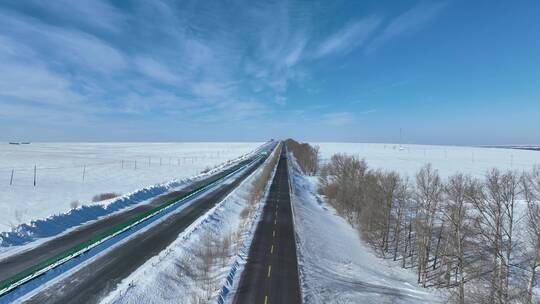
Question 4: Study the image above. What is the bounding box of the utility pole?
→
[33,165,36,187]
[10,169,14,186]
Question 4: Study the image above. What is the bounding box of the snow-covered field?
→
[289,157,443,303]
[315,143,540,178]
[0,142,261,232]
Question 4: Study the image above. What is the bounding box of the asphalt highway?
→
[233,147,301,304]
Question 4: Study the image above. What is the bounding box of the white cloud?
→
[366,2,447,53]
[315,16,381,58]
[134,57,180,84]
[0,62,82,107]
[191,81,236,100]
[284,38,307,67]
[47,30,128,73]
[33,0,125,32]
[0,9,127,74]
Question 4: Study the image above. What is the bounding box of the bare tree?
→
[319,154,368,224]
[393,176,412,262]
[379,171,400,255]
[470,169,522,304]
[444,173,473,303]
[415,164,443,287]
[522,166,540,304]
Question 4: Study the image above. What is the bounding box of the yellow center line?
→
[264,295,268,304]
[273,230,276,237]
[271,244,274,254]
[274,219,277,225]
[268,265,272,277]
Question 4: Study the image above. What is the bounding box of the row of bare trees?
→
[319,153,540,304]
[285,139,319,175]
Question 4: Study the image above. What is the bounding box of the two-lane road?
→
[233,147,301,304]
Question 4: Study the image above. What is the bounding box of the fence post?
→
[10,169,14,185]
[33,165,36,187]
[82,165,86,181]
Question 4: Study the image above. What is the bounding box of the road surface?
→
[233,147,301,304]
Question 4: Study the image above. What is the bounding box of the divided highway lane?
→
[0,142,276,303]
[233,147,301,304]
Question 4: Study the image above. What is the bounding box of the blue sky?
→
[0,1,539,144]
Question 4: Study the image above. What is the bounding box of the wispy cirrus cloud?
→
[134,57,181,84]
[366,2,447,53]
[0,0,451,141]
[314,16,382,58]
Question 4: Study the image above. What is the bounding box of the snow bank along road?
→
[233,147,301,304]
[0,142,276,303]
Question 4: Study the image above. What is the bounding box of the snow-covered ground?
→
[315,143,540,178]
[289,157,444,303]
[0,142,261,232]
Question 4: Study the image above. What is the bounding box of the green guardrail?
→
[0,150,270,297]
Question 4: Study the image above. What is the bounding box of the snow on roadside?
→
[288,156,445,304]
[0,145,262,254]
[0,142,261,232]
[99,146,278,304]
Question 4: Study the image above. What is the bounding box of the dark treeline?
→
[284,139,319,176]
[318,153,540,304]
